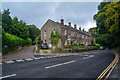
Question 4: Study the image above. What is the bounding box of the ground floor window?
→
[44,40,47,43]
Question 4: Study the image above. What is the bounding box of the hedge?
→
[2,32,32,55]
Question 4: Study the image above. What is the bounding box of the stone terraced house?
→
[41,19,95,48]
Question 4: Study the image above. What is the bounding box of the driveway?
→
[2,45,35,61]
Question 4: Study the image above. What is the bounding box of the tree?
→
[29,25,41,41]
[89,27,97,37]
[93,2,120,48]
[10,17,30,39]
[51,30,60,46]
[2,9,12,33]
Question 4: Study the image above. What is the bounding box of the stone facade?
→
[41,19,95,48]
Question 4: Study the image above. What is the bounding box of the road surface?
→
[2,45,35,61]
[2,50,115,79]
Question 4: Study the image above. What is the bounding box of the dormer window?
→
[44,30,46,36]
[53,29,56,35]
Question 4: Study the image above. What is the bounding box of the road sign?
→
[67,35,71,41]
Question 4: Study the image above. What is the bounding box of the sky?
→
[2,2,100,31]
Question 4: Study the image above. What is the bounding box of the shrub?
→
[73,42,78,46]
[64,45,69,48]
[42,50,48,53]
[55,47,62,50]
[2,32,32,55]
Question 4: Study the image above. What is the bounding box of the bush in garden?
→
[64,45,69,48]
[2,32,32,55]
[73,42,78,46]
[55,47,62,50]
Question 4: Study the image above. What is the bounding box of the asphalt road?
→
[2,50,115,79]
[3,45,35,61]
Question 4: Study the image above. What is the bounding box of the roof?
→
[45,19,92,37]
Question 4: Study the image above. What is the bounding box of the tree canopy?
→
[93,2,120,48]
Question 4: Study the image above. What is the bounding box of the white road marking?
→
[0,74,16,79]
[25,58,33,61]
[45,60,76,69]
[52,56,57,58]
[46,56,52,58]
[84,55,88,56]
[83,55,94,59]
[83,58,87,59]
[16,59,24,62]
[34,57,41,60]
[5,61,15,64]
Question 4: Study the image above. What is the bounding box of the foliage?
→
[2,30,32,55]
[0,11,2,26]
[42,50,48,53]
[1,9,38,54]
[64,45,69,48]
[91,39,94,44]
[29,25,41,41]
[51,30,60,46]
[55,47,62,50]
[78,44,84,48]
[89,27,97,37]
[73,42,78,46]
[93,2,120,48]
[10,17,30,39]
[2,9,12,33]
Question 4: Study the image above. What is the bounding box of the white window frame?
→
[64,30,67,35]
[82,35,84,39]
[71,32,74,36]
[86,36,87,39]
[44,30,46,36]
[53,29,56,35]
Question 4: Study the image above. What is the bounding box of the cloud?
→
[2,2,100,31]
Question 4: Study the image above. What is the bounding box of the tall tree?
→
[2,9,12,33]
[29,25,41,41]
[94,2,120,48]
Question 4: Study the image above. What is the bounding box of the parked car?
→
[100,46,104,50]
[41,43,48,49]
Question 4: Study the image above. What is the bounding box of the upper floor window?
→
[64,30,67,35]
[53,29,56,35]
[44,30,46,36]
[86,36,87,39]
[71,32,74,36]
[82,35,84,39]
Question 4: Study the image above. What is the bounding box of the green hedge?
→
[2,32,32,55]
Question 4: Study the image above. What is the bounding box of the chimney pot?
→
[61,19,64,25]
[74,24,76,29]
[68,22,71,26]
[83,29,84,31]
[79,27,81,31]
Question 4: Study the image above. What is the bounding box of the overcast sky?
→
[2,2,100,31]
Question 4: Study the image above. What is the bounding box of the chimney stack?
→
[68,22,71,26]
[74,24,76,29]
[61,19,64,25]
[83,29,84,31]
[79,27,81,31]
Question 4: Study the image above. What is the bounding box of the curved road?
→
[2,50,115,79]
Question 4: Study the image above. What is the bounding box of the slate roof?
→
[48,19,92,37]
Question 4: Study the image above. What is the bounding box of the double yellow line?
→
[96,52,119,80]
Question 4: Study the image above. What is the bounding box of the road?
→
[2,50,115,79]
[2,45,35,61]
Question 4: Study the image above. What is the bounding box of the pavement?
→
[2,45,35,61]
[1,50,115,79]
